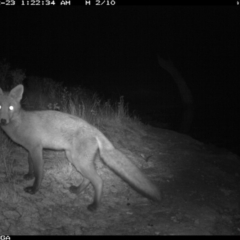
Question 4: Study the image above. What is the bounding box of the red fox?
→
[0,84,161,211]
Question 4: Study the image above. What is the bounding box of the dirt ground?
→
[0,123,239,235]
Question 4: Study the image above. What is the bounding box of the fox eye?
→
[9,106,14,111]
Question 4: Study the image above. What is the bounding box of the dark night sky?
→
[0,6,240,153]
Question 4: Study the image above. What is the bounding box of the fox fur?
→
[0,84,161,211]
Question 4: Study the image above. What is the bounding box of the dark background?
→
[0,5,239,154]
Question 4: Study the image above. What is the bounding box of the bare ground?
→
[0,123,240,235]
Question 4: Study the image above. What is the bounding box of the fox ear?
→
[10,84,24,102]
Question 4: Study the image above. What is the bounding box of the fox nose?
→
[0,119,7,125]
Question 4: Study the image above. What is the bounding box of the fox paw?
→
[24,173,34,180]
[87,203,98,212]
[69,185,80,194]
[24,186,38,194]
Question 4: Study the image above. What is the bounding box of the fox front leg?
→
[24,147,44,194]
[24,153,35,180]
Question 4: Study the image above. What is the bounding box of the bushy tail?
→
[96,134,161,202]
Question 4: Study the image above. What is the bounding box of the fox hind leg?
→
[78,151,103,211]
[69,178,90,194]
[66,141,103,211]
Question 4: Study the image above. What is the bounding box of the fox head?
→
[0,84,24,126]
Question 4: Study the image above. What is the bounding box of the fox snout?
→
[0,118,8,125]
